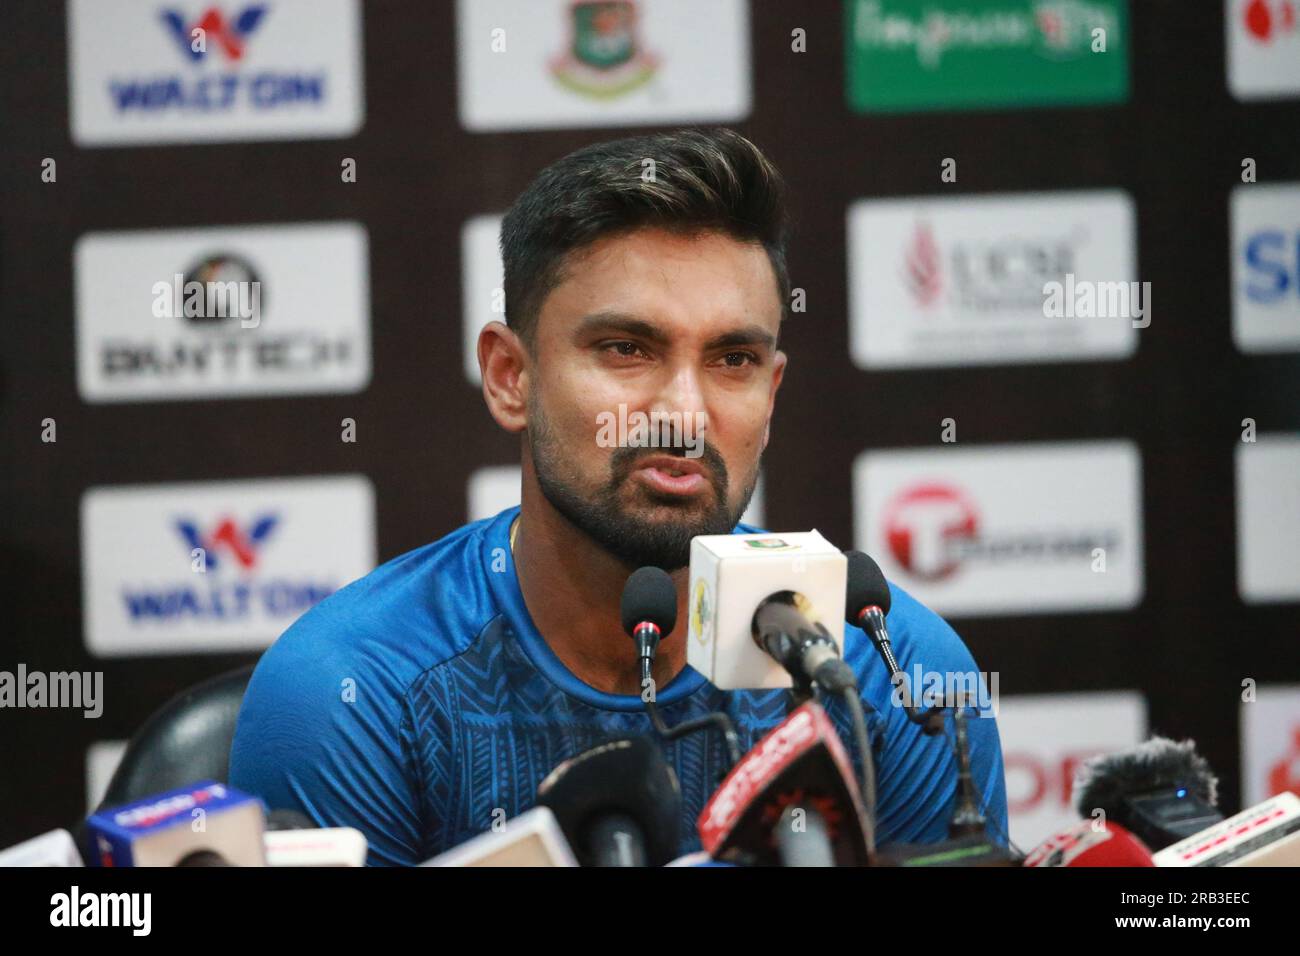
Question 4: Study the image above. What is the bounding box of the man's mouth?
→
[631,456,709,497]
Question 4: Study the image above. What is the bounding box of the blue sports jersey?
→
[229,506,1007,865]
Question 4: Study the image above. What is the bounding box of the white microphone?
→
[84,781,266,867]
[0,829,84,867]
[687,530,848,691]
[422,806,578,867]
[1154,791,1300,867]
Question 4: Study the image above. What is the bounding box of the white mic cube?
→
[688,530,847,690]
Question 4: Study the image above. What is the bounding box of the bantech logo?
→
[81,476,376,656]
[68,0,364,146]
[75,222,371,403]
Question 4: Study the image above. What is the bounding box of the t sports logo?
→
[161,5,267,62]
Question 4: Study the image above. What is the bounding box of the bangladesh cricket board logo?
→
[691,577,713,647]
[550,0,659,98]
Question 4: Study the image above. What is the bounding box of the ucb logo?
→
[162,5,268,62]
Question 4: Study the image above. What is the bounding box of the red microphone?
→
[697,701,872,866]
[1023,818,1156,867]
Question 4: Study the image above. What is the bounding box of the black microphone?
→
[622,565,676,669]
[1073,736,1223,851]
[621,567,742,768]
[844,550,945,736]
[751,590,857,695]
[535,737,681,867]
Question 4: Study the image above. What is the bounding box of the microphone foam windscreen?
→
[1074,736,1219,819]
[845,550,891,619]
[621,566,678,636]
[536,737,682,867]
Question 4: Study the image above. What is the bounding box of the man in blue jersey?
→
[230,128,1008,865]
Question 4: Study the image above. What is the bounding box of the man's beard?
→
[527,404,758,572]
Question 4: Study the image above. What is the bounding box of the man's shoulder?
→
[250,511,509,695]
[881,581,974,669]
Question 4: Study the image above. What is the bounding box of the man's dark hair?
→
[499,127,790,346]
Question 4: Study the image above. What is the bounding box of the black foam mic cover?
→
[621,566,678,637]
[536,736,681,867]
[845,550,891,620]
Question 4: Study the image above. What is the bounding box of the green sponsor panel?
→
[845,0,1129,113]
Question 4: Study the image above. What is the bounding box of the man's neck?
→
[511,479,689,697]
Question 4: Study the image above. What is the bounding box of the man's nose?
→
[647,364,708,449]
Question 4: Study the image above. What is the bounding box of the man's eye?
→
[721,350,758,368]
[604,341,648,360]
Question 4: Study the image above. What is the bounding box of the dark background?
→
[2,0,1298,848]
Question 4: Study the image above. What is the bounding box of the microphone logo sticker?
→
[690,577,713,647]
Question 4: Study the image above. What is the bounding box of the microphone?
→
[1073,737,1223,851]
[775,805,835,867]
[751,590,857,695]
[422,806,578,867]
[622,565,675,668]
[1023,818,1156,867]
[621,566,742,768]
[83,781,267,867]
[697,701,873,866]
[687,530,847,693]
[262,810,368,867]
[1153,790,1300,867]
[844,549,945,736]
[536,737,682,867]
[0,829,85,867]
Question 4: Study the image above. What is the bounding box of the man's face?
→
[525,226,786,571]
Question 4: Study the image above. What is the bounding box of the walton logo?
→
[1244,0,1297,42]
[883,483,979,581]
[162,5,267,62]
[176,514,278,570]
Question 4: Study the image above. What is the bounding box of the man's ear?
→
[478,321,529,433]
[762,349,787,450]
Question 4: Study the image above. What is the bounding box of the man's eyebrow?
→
[574,312,777,351]
[573,312,670,345]
[704,326,778,351]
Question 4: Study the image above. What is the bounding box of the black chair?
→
[93,664,256,813]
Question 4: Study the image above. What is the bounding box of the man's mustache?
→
[608,441,729,492]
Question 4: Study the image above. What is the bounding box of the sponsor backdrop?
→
[1,0,1298,850]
